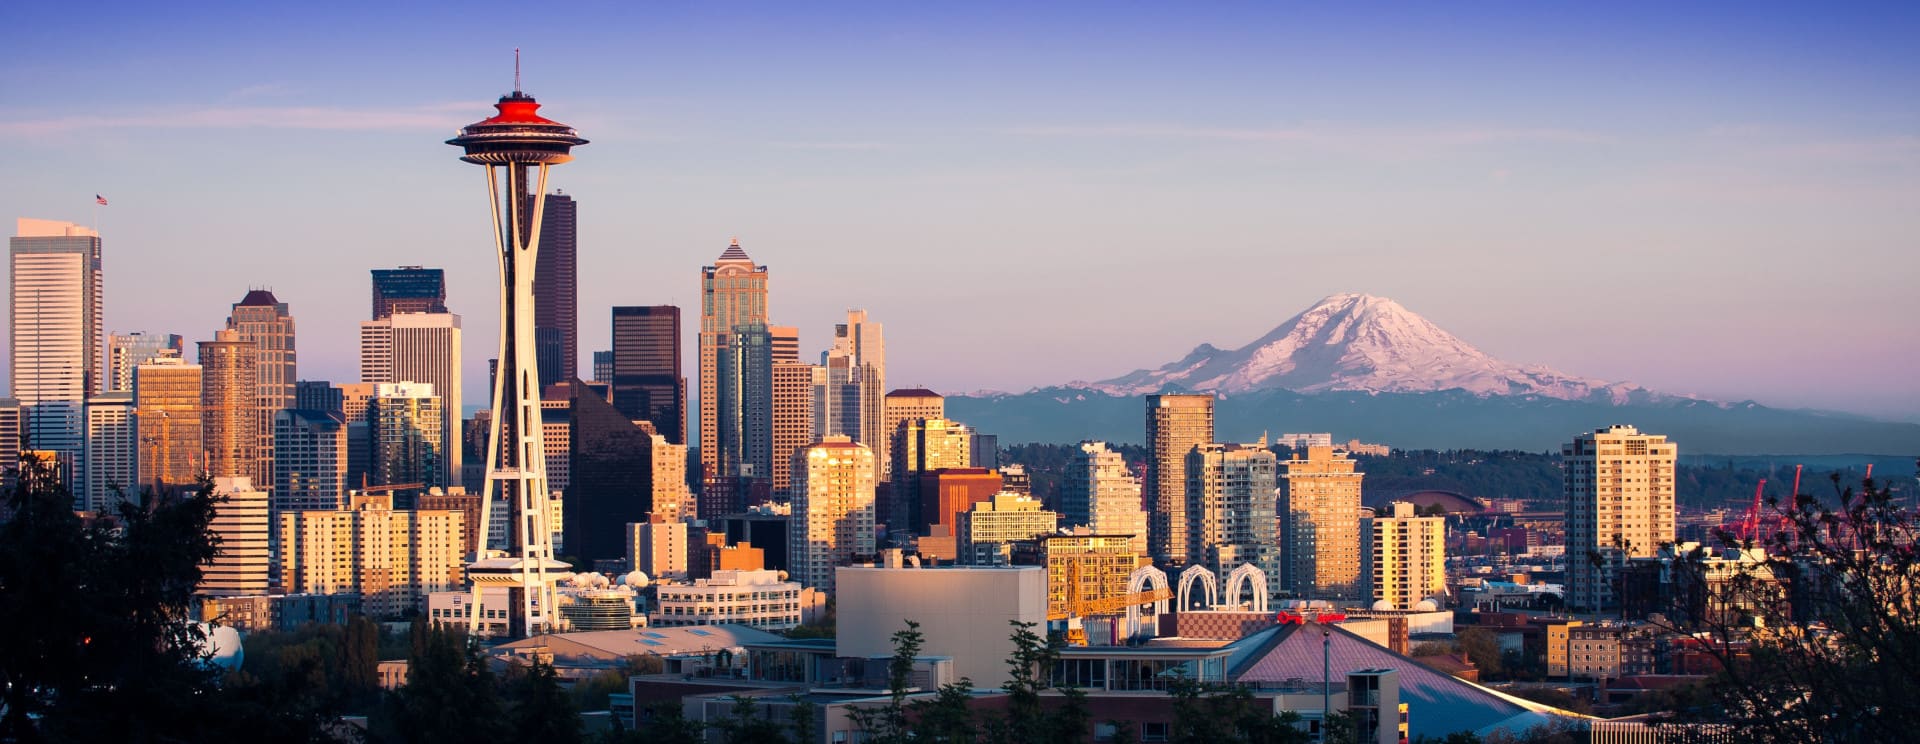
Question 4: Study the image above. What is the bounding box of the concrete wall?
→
[836,566,1046,688]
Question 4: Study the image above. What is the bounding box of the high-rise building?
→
[107,332,183,393]
[769,349,816,498]
[200,477,271,597]
[199,329,260,480]
[714,322,774,490]
[278,493,466,618]
[699,240,768,481]
[0,398,20,474]
[889,417,971,534]
[610,305,684,444]
[533,191,577,383]
[1280,445,1365,600]
[564,380,657,565]
[817,310,885,467]
[369,382,444,502]
[1564,425,1677,612]
[274,408,348,512]
[359,312,461,486]
[645,432,695,522]
[228,290,296,482]
[1062,441,1148,557]
[295,380,343,414]
[10,218,104,467]
[958,492,1059,566]
[1186,442,1281,598]
[969,433,1000,469]
[788,436,875,593]
[1145,393,1213,564]
[916,468,1004,561]
[628,514,688,582]
[82,392,137,511]
[882,388,944,478]
[337,382,377,490]
[539,383,572,496]
[1363,501,1447,611]
[370,267,446,319]
[591,350,613,384]
[133,357,203,493]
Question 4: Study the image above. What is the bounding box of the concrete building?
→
[274,408,348,512]
[881,388,944,478]
[915,468,1003,561]
[889,417,971,535]
[199,329,259,481]
[699,239,768,482]
[201,477,271,597]
[789,436,876,593]
[610,305,684,444]
[1363,501,1447,611]
[533,191,577,384]
[133,357,203,493]
[107,332,182,393]
[82,392,137,511]
[417,487,483,558]
[958,492,1059,566]
[629,515,689,582]
[278,493,466,618]
[336,381,377,490]
[370,266,446,319]
[1276,433,1334,449]
[1186,442,1281,598]
[10,218,104,470]
[1564,425,1677,612]
[1145,394,1213,564]
[1281,446,1365,600]
[369,382,444,500]
[652,569,803,630]
[1062,442,1149,557]
[769,351,816,498]
[227,290,296,482]
[0,398,20,478]
[816,310,885,471]
[359,312,461,486]
[836,562,1048,687]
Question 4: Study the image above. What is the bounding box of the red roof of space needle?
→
[473,91,565,126]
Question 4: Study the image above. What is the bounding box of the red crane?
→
[1736,479,1767,541]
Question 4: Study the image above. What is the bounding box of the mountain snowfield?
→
[1074,293,1651,402]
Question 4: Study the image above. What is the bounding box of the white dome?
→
[1371,600,1396,612]
[195,623,245,671]
[1413,599,1439,612]
[624,570,651,588]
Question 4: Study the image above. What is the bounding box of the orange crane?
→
[1047,560,1174,645]
[1736,479,1767,541]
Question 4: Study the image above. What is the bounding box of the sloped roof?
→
[716,238,752,262]
[1227,623,1585,740]
[236,289,280,307]
[492,625,784,667]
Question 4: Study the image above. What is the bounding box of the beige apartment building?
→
[769,339,815,497]
[1145,394,1213,564]
[890,416,971,533]
[1281,445,1365,600]
[278,493,466,618]
[1564,425,1677,611]
[788,436,876,594]
[200,477,271,597]
[1363,501,1447,610]
[958,491,1059,565]
[1063,441,1149,557]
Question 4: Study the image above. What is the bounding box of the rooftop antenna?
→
[514,47,521,93]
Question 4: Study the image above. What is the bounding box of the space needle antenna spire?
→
[514,48,521,93]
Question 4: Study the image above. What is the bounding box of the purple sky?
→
[4,2,1917,419]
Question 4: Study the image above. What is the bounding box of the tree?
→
[911,677,978,743]
[712,695,787,744]
[368,620,507,743]
[1456,627,1505,678]
[847,619,924,744]
[1653,473,1920,743]
[1168,678,1310,744]
[504,658,583,743]
[984,620,1070,743]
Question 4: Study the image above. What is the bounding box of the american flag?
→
[95,194,108,206]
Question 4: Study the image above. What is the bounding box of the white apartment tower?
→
[816,311,885,470]
[1363,501,1448,611]
[1062,441,1148,557]
[83,392,137,511]
[789,436,875,594]
[9,218,104,466]
[200,477,272,597]
[1186,442,1281,598]
[1564,425,1677,612]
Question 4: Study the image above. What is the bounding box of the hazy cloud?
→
[1004,123,1609,147]
[0,102,487,137]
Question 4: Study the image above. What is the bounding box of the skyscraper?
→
[699,240,768,481]
[769,338,815,498]
[274,408,348,512]
[228,289,296,482]
[200,477,271,597]
[0,398,20,474]
[107,332,183,393]
[882,388,945,478]
[83,392,137,511]
[789,436,875,593]
[359,312,462,486]
[1145,393,1213,564]
[133,357,202,493]
[1062,441,1148,557]
[1280,445,1364,600]
[591,350,613,384]
[199,329,260,480]
[370,267,447,319]
[1186,442,1281,598]
[1564,425,1676,612]
[1363,501,1447,611]
[533,191,577,383]
[369,382,444,502]
[564,380,658,566]
[889,417,971,534]
[818,310,885,471]
[10,218,104,466]
[295,380,344,414]
[610,305,684,443]
[715,322,774,495]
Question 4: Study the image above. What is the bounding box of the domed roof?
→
[1413,599,1439,612]
[1372,599,1396,611]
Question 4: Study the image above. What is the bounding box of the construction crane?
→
[1047,560,1174,645]
[1735,479,1767,541]
[356,474,426,498]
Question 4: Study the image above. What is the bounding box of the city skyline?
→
[3,3,1918,419]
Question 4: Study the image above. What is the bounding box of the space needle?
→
[448,59,585,639]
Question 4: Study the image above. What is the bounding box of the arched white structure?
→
[1124,565,1172,639]
[1177,564,1217,611]
[1222,563,1269,613]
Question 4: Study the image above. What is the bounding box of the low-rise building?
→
[957,491,1058,565]
[652,569,804,631]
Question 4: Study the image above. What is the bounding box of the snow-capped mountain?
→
[1075,293,1647,402]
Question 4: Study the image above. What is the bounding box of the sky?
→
[4,2,1918,419]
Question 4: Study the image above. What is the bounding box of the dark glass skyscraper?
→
[610,305,684,444]
[564,380,655,565]
[370,267,447,319]
[534,192,577,383]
